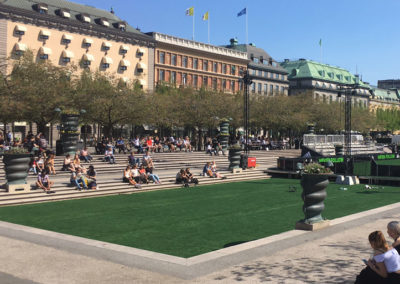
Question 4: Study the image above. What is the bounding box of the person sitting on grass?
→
[80,147,93,163]
[104,147,116,164]
[176,168,189,186]
[185,168,198,185]
[36,170,54,193]
[388,221,400,254]
[355,230,400,283]
[86,165,97,190]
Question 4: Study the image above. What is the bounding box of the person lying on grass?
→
[36,170,54,192]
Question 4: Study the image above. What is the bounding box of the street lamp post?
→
[240,69,253,160]
[338,75,360,176]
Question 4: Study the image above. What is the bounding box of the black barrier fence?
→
[277,153,400,177]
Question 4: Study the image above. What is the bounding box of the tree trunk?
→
[36,121,47,135]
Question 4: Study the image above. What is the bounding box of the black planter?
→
[334,145,344,156]
[228,147,241,170]
[60,114,80,156]
[3,154,31,185]
[300,174,329,224]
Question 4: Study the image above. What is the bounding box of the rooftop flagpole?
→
[319,38,322,63]
[237,8,247,44]
[186,7,195,40]
[246,7,248,45]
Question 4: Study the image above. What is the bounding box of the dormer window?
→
[137,48,145,57]
[97,18,110,27]
[137,62,146,73]
[114,21,126,31]
[39,29,51,40]
[101,57,113,69]
[39,47,51,60]
[14,25,27,36]
[119,59,130,71]
[34,3,48,14]
[14,43,27,56]
[57,9,71,18]
[102,41,112,51]
[83,38,93,48]
[120,45,129,54]
[62,34,73,44]
[78,13,91,23]
[82,54,94,67]
[62,50,74,63]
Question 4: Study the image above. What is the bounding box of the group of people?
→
[355,221,400,283]
[95,136,193,155]
[62,152,97,190]
[122,150,160,187]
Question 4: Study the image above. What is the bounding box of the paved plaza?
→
[0,200,399,283]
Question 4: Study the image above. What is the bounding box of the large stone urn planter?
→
[3,153,32,193]
[296,173,330,230]
[228,145,241,171]
[60,114,80,156]
[219,120,230,155]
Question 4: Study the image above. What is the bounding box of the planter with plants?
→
[299,163,332,225]
[3,147,31,185]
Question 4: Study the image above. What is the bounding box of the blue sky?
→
[73,0,399,85]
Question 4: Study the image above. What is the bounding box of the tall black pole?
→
[241,70,252,157]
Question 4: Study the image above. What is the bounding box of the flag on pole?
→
[319,39,322,46]
[186,7,194,16]
[202,11,209,21]
[237,8,246,17]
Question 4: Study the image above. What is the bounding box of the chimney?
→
[110,7,114,14]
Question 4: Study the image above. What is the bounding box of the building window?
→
[212,62,217,72]
[222,64,227,74]
[182,56,188,68]
[281,86,285,93]
[171,54,177,66]
[275,85,279,93]
[102,63,109,69]
[159,52,165,64]
[270,73,274,79]
[182,73,187,85]
[264,84,268,94]
[231,81,235,92]
[83,38,92,48]
[39,54,48,60]
[120,45,129,54]
[212,78,217,90]
[231,65,236,75]
[258,83,262,94]
[39,30,50,40]
[264,72,268,78]
[102,42,112,51]
[203,60,208,71]
[203,76,208,87]
[222,79,226,90]
[159,70,165,81]
[281,74,285,80]
[252,69,256,75]
[275,73,279,79]
[258,70,262,77]
[253,57,259,63]
[171,71,176,83]
[270,85,274,94]
[193,75,198,87]
[251,83,255,93]
[193,58,198,69]
[120,65,127,71]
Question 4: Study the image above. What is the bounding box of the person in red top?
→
[146,136,154,153]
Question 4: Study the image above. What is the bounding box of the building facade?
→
[280,59,371,107]
[147,32,248,93]
[224,38,289,96]
[0,0,156,90]
[369,87,400,111]
[377,79,400,90]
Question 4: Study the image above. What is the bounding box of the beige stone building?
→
[146,32,249,93]
[0,0,155,90]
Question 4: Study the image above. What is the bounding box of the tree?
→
[9,51,75,134]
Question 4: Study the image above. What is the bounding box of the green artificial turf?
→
[0,178,400,258]
[375,159,400,166]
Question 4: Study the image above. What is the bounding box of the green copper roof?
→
[371,87,400,102]
[0,0,145,36]
[280,59,369,88]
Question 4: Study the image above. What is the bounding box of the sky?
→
[72,0,400,85]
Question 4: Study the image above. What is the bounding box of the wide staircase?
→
[0,149,300,206]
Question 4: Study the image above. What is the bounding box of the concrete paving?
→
[0,201,399,283]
